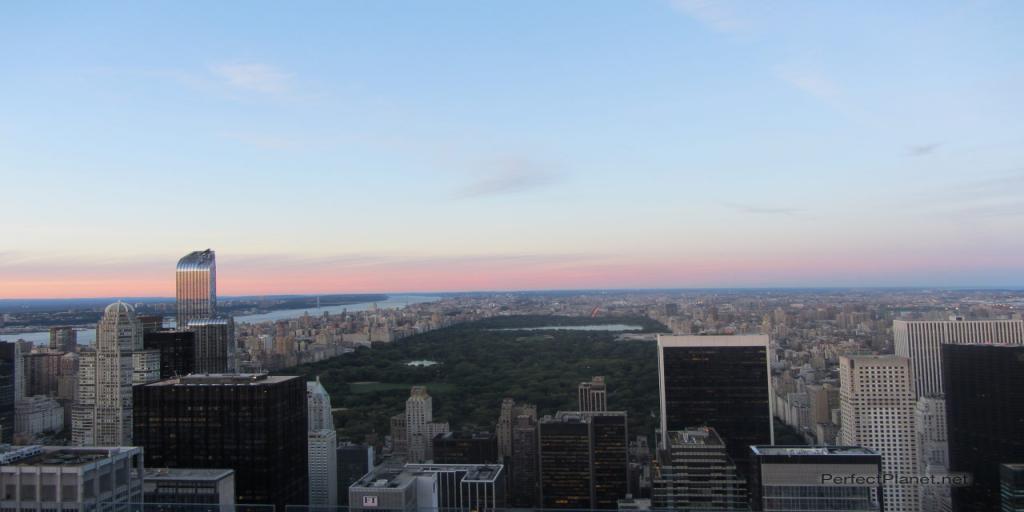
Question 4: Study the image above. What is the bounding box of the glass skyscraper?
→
[943,343,1024,512]
[657,334,774,476]
[175,249,217,329]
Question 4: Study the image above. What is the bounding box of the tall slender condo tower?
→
[72,302,142,446]
[175,249,217,329]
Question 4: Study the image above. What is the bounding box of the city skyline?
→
[4,1,1024,297]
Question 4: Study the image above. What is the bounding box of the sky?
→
[2,1,1024,298]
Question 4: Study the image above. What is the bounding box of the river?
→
[0,294,441,346]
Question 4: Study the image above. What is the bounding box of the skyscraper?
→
[0,342,16,443]
[176,249,217,329]
[433,431,498,464]
[657,334,773,475]
[497,398,537,460]
[916,396,951,511]
[134,374,308,510]
[510,414,540,508]
[652,428,748,511]
[307,379,338,506]
[839,355,920,512]
[539,413,592,509]
[143,329,196,379]
[943,344,1024,512]
[405,386,450,463]
[187,318,235,373]
[538,411,629,509]
[48,326,77,353]
[893,318,1024,398]
[578,376,608,412]
[337,443,373,506]
[72,302,141,447]
[587,411,629,509]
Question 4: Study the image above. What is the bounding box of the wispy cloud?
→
[724,202,804,216]
[908,142,941,157]
[209,63,292,94]
[669,0,747,34]
[454,159,563,199]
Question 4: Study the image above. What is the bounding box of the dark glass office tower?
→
[0,342,15,443]
[433,431,498,464]
[589,412,629,509]
[143,329,196,379]
[337,443,373,505]
[943,344,1024,512]
[133,374,308,510]
[510,415,540,508]
[539,414,593,509]
[538,411,630,509]
[658,335,773,475]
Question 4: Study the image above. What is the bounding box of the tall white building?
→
[72,302,141,447]
[839,355,920,512]
[893,317,1024,398]
[406,386,450,463]
[307,379,337,506]
[577,376,608,412]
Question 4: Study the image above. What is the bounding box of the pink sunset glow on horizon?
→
[1,251,1022,299]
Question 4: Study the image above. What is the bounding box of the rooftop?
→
[351,467,417,490]
[145,373,298,386]
[3,447,139,467]
[176,249,216,271]
[666,428,724,446]
[658,334,769,348]
[144,468,234,481]
[750,446,879,457]
[404,464,504,483]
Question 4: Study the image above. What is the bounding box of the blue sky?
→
[2,1,1024,297]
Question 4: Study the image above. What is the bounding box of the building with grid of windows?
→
[657,334,773,479]
[433,431,498,464]
[893,317,1024,398]
[839,355,920,512]
[538,411,629,509]
[943,344,1024,512]
[72,302,142,447]
[0,445,144,510]
[143,468,235,509]
[307,379,338,507]
[652,427,748,511]
[143,329,196,379]
[133,373,308,510]
[749,445,882,511]
[578,376,608,412]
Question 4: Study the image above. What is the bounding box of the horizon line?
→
[3,284,1024,302]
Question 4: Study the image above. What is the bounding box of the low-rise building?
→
[143,468,235,508]
[0,445,144,510]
